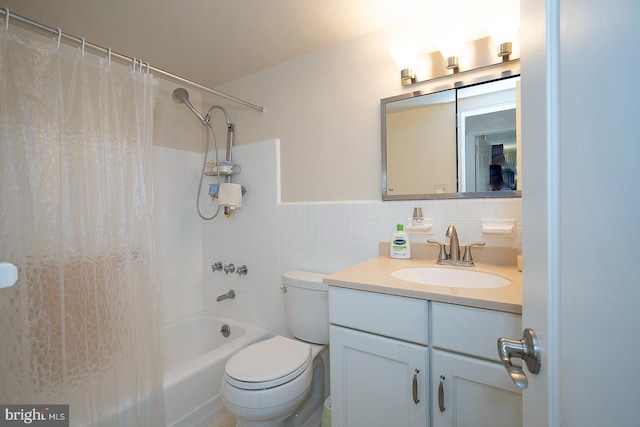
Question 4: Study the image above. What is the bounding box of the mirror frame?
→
[381,60,521,200]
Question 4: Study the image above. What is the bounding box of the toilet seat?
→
[224,336,312,390]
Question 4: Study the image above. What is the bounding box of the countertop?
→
[324,256,522,314]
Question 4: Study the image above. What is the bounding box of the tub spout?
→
[216,290,235,302]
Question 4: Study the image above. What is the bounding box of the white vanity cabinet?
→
[329,287,523,427]
[431,302,523,427]
[329,287,429,427]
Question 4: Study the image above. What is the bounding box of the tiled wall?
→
[198,139,521,336]
[153,145,204,322]
[153,138,521,330]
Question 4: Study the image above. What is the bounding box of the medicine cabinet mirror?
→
[381,71,521,200]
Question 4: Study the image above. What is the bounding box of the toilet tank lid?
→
[282,270,328,291]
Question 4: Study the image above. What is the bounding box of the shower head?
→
[172,88,190,104]
[172,88,207,126]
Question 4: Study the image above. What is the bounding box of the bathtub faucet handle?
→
[211,262,223,272]
[224,263,235,274]
[236,265,248,276]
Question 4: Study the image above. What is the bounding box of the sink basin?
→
[391,267,510,289]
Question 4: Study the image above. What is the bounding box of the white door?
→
[520,0,640,426]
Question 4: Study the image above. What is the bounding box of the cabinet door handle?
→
[412,369,420,404]
[438,375,446,412]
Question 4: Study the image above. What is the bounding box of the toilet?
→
[221,270,330,427]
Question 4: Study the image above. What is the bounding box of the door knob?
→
[497,328,541,389]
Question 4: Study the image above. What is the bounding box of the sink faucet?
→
[446,225,460,261]
[428,225,485,267]
[216,290,236,302]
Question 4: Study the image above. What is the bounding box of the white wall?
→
[210,25,403,202]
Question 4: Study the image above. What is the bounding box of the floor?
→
[205,409,236,427]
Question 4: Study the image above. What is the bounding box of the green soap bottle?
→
[390,222,411,259]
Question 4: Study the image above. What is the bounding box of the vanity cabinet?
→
[329,288,523,427]
[329,287,429,427]
[431,302,523,427]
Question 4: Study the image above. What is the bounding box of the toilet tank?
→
[282,270,329,345]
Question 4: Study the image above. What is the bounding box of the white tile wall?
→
[153,138,521,332]
[153,145,204,323]
[195,139,522,337]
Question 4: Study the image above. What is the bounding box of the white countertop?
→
[324,256,522,314]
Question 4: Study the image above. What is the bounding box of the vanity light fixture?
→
[437,29,467,74]
[392,30,520,85]
[444,55,459,71]
[391,42,419,85]
[496,41,513,58]
[487,10,520,60]
[400,68,416,85]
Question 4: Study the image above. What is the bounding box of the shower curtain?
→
[0,27,164,426]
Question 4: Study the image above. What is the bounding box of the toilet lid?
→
[225,336,312,390]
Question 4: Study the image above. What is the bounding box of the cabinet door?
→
[432,350,522,427]
[330,325,428,427]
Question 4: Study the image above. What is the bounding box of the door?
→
[520,0,640,426]
[432,350,522,427]
[330,325,428,427]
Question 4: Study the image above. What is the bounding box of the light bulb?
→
[486,8,520,57]
[391,42,419,85]
[437,29,467,70]
[390,42,419,71]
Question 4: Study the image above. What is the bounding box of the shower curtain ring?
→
[138,59,143,72]
[107,47,111,67]
[1,8,9,31]
[131,57,136,70]
[80,37,85,56]
[56,27,62,49]
[144,61,150,74]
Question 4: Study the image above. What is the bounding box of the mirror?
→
[382,74,521,200]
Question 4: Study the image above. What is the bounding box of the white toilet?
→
[221,270,330,427]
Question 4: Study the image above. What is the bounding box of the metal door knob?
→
[497,328,541,389]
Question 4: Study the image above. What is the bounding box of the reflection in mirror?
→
[458,78,519,192]
[382,73,521,200]
[385,90,456,196]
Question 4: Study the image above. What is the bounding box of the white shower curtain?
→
[0,27,164,426]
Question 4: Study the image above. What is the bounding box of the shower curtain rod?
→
[0,8,264,113]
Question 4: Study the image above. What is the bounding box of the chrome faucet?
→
[216,290,235,302]
[445,225,460,261]
[428,225,485,267]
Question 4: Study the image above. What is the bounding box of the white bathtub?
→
[163,313,270,427]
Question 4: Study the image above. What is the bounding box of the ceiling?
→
[1,0,518,89]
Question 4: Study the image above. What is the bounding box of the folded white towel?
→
[218,183,242,209]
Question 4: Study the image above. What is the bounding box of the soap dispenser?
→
[390,222,411,259]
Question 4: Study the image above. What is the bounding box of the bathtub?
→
[163,313,270,427]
